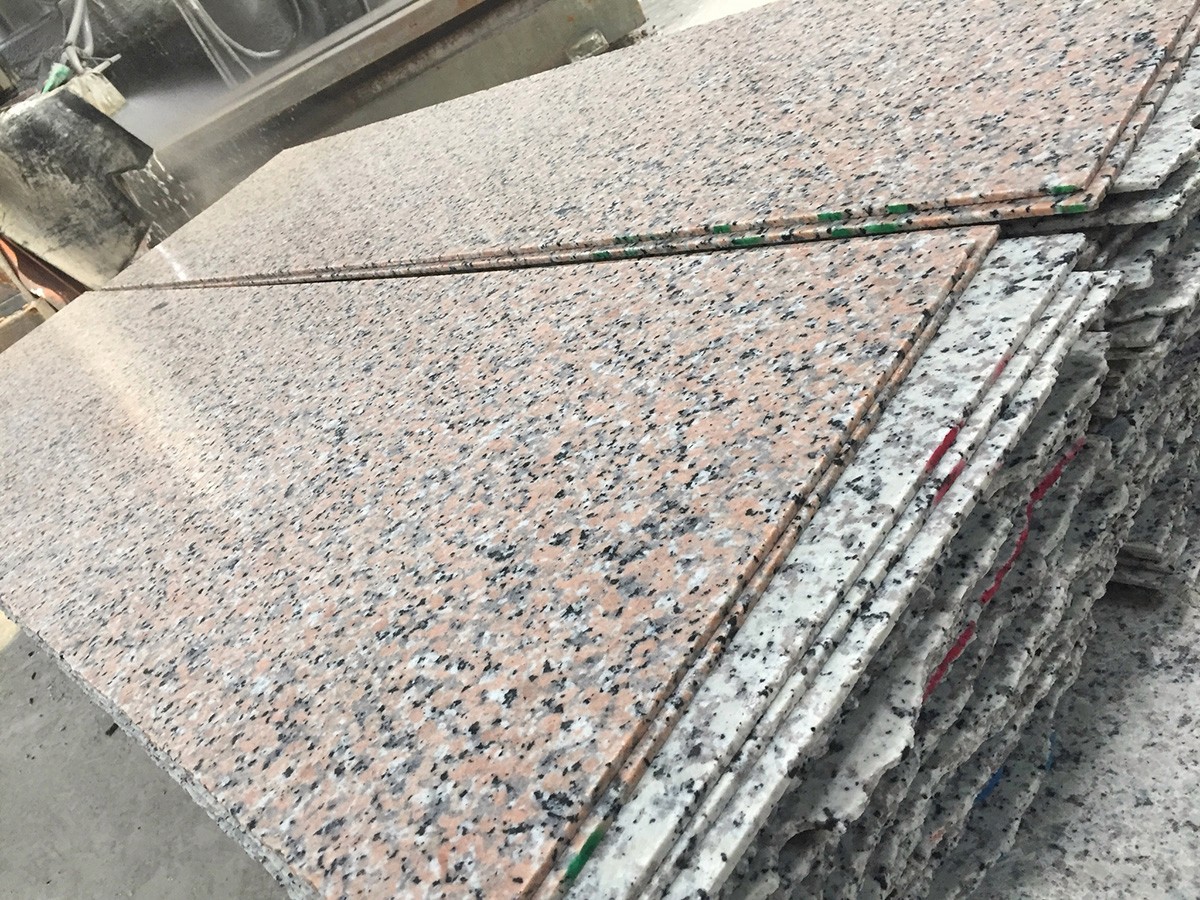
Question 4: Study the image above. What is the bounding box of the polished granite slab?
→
[1112,51,1200,193]
[109,0,1196,289]
[0,230,994,898]
[648,275,1115,900]
[569,236,1086,897]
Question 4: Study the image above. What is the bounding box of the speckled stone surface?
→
[0,232,997,899]
[675,277,1114,900]
[822,385,1125,900]
[1013,151,1200,234]
[572,238,1086,898]
[706,282,1117,900]
[970,589,1200,900]
[1113,52,1200,193]
[107,0,1196,289]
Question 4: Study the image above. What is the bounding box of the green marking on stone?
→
[592,250,613,261]
[1049,184,1081,196]
[623,246,643,258]
[615,234,640,245]
[885,203,913,215]
[864,222,902,235]
[564,826,608,882]
[817,210,844,222]
[1055,202,1090,215]
[711,223,733,234]
[731,234,766,247]
[830,226,856,239]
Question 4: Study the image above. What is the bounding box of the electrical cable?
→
[173,0,319,86]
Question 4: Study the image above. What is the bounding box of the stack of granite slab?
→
[3,2,1200,899]
[1006,41,1200,598]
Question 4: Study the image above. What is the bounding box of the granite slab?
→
[0,231,993,899]
[569,237,1081,897]
[716,307,1114,899]
[1013,151,1200,236]
[108,0,1197,289]
[1108,45,1200,193]
[972,589,1200,900]
[1113,51,1200,193]
[1085,157,1200,226]
[740,445,1100,896]
[1104,193,1200,291]
[777,297,1113,900]
[811,460,1105,900]
[642,275,1115,900]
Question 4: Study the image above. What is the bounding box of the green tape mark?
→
[1049,184,1081,196]
[1055,202,1090,215]
[622,247,643,258]
[731,234,766,247]
[614,234,641,245]
[830,226,857,239]
[817,210,844,222]
[592,250,613,261]
[864,222,903,235]
[710,223,733,234]
[885,203,913,215]
[565,826,608,882]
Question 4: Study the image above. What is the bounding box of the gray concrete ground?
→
[0,622,283,900]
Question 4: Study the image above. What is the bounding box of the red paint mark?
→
[1030,434,1087,504]
[932,458,967,506]
[924,435,1087,700]
[925,424,962,473]
[924,621,976,699]
[979,435,1087,607]
[991,353,1012,382]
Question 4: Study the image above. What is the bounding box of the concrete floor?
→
[0,622,283,900]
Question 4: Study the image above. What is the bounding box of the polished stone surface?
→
[0,230,992,898]
[572,236,1086,897]
[110,0,1196,288]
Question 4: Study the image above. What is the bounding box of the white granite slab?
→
[1113,53,1200,193]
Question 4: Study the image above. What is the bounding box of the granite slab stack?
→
[4,1,1200,899]
[577,58,1200,891]
[0,232,1007,898]
[1008,41,1200,596]
[105,0,1199,290]
[571,237,1130,898]
[972,588,1200,898]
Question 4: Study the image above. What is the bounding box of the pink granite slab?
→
[0,229,993,898]
[109,0,1196,289]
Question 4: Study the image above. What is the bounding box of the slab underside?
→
[0,230,995,899]
[971,588,1200,899]
[109,0,1197,289]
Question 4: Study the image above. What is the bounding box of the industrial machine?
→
[0,0,644,343]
